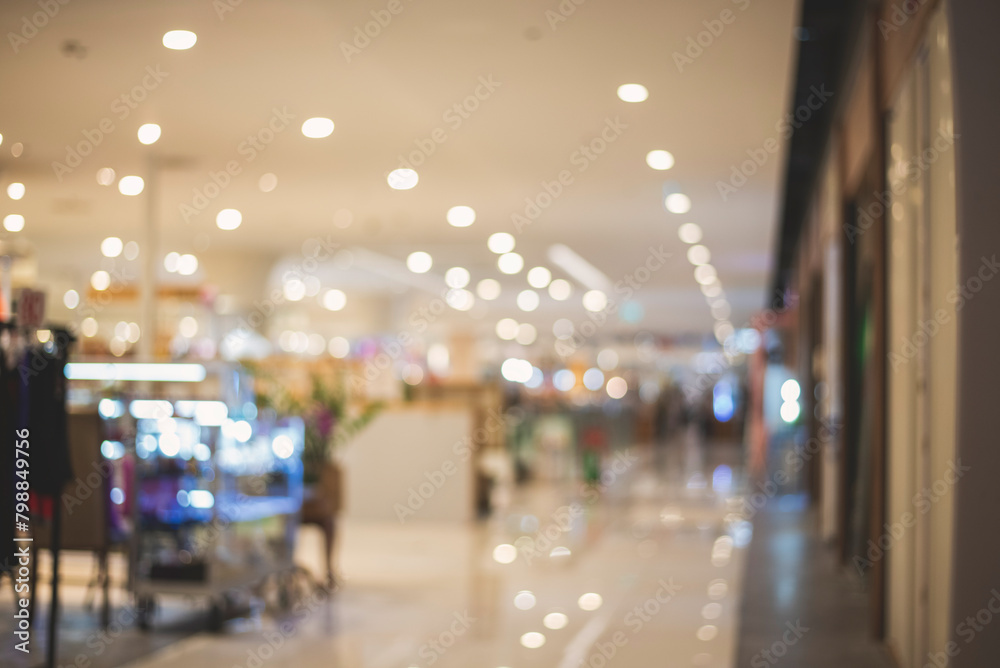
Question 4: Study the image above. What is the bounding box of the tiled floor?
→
[1,433,748,668]
[734,494,895,667]
[1,432,895,668]
[121,436,749,668]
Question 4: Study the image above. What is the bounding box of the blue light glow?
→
[713,381,735,422]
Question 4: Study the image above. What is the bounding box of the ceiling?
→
[0,0,800,347]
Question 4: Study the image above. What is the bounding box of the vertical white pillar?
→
[139,157,158,362]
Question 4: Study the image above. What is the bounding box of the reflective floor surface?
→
[2,433,749,667]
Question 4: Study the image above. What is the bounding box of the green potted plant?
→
[247,363,381,586]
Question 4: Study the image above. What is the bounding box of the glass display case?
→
[127,399,304,629]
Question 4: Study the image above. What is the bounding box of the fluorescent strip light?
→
[350,246,445,293]
[65,363,207,382]
[547,244,612,291]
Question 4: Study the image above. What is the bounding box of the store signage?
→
[18,289,45,329]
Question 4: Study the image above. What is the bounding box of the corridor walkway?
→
[119,436,747,668]
[2,433,899,668]
[735,494,894,667]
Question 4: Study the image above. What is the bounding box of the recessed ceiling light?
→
[498,252,524,275]
[406,251,433,273]
[7,183,25,200]
[516,289,540,312]
[329,336,350,358]
[162,30,197,50]
[488,232,515,254]
[177,254,199,276]
[258,173,278,192]
[101,237,123,258]
[646,150,675,170]
[216,208,242,231]
[323,289,347,311]
[513,591,537,610]
[164,252,180,273]
[301,117,334,139]
[178,317,199,339]
[520,632,546,649]
[582,290,608,312]
[665,193,691,214]
[445,267,470,289]
[617,83,649,103]
[446,205,476,227]
[492,543,517,564]
[708,579,728,600]
[543,612,568,630]
[388,168,419,190]
[3,214,24,232]
[90,270,111,291]
[96,168,116,186]
[118,176,144,196]
[283,280,306,302]
[701,282,723,298]
[548,279,572,301]
[137,123,161,145]
[477,278,501,300]
[527,266,552,288]
[446,288,475,311]
[304,276,321,297]
[687,245,710,265]
[63,290,80,310]
[578,593,604,611]
[714,321,734,344]
[694,264,718,285]
[515,324,537,345]
[496,318,519,341]
[678,223,703,244]
[124,241,140,261]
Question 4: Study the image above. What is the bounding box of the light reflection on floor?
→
[123,435,748,668]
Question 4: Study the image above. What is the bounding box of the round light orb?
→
[301,117,335,138]
[163,30,197,50]
[646,150,675,170]
[388,168,419,190]
[617,83,649,102]
[446,205,476,227]
[406,251,433,274]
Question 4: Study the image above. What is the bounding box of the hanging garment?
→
[0,332,19,576]
[26,342,74,499]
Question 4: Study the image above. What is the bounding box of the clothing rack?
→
[1,319,75,668]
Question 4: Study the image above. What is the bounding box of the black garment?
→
[0,340,19,576]
[25,342,73,497]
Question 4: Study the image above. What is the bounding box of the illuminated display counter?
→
[100,396,304,629]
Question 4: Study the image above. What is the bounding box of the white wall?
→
[340,405,474,523]
[887,62,920,666]
[885,7,958,665]
[924,8,957,656]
